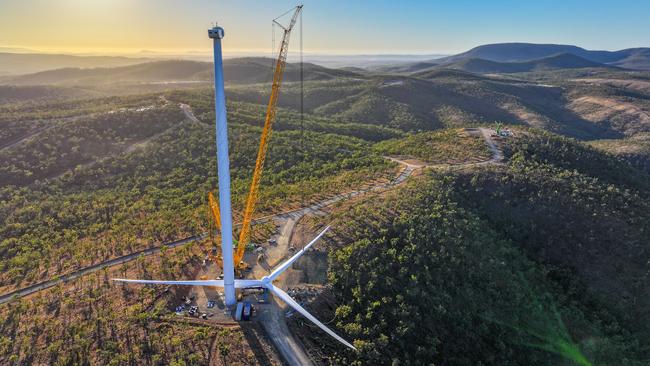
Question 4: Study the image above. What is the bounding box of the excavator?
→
[204,5,303,275]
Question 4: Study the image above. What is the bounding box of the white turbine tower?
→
[112,23,356,351]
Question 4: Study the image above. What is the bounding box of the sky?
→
[1,0,649,56]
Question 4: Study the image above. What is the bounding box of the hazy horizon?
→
[1,0,649,57]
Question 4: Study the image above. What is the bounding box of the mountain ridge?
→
[0,52,153,76]
[431,53,617,74]
[403,43,650,73]
[0,58,364,86]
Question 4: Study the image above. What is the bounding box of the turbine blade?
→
[268,226,330,281]
[112,278,225,287]
[267,284,356,350]
[234,279,265,288]
[112,278,264,289]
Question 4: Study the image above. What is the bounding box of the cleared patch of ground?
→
[569,96,650,136]
[574,78,650,95]
[374,128,491,164]
[588,135,650,172]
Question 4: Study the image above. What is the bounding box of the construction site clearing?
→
[173,223,328,324]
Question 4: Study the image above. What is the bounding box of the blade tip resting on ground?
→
[268,284,357,350]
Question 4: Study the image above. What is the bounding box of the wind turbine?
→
[113,226,355,350]
[112,19,356,351]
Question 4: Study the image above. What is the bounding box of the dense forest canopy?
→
[0,91,393,289]
[311,129,650,365]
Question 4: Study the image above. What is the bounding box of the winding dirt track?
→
[0,115,87,152]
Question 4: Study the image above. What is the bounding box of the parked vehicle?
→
[188,305,199,316]
[242,302,252,321]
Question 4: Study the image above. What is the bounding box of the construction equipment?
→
[206,5,303,272]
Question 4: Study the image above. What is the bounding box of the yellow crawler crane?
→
[207,5,303,272]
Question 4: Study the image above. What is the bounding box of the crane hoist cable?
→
[300,9,304,157]
[299,9,306,204]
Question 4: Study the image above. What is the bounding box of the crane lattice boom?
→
[235,5,303,267]
[208,191,222,231]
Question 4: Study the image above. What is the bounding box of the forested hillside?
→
[0,85,400,363]
[589,136,650,173]
[226,67,650,140]
[0,85,100,104]
[0,90,394,291]
[298,128,650,365]
[374,128,490,163]
[3,57,650,141]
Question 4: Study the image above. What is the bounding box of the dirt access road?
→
[0,97,171,152]
[0,115,88,152]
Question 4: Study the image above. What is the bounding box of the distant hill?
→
[1,58,363,86]
[0,85,100,104]
[0,52,152,76]
[438,53,615,74]
[2,60,211,86]
[411,68,493,81]
[608,48,650,70]
[227,68,649,139]
[398,43,650,73]
[439,43,615,63]
[221,57,362,84]
[373,61,441,74]
[294,76,536,131]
